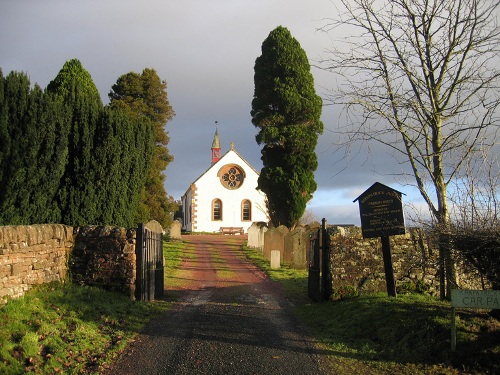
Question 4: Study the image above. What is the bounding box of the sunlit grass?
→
[0,282,167,374]
[241,243,500,374]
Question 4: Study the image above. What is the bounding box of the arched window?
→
[212,199,222,221]
[241,200,251,221]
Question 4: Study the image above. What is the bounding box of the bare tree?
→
[450,147,499,231]
[321,0,500,299]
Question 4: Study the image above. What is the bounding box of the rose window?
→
[219,165,244,189]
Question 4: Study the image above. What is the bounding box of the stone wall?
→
[69,226,137,298]
[0,224,74,304]
[328,226,487,296]
[256,223,487,297]
[328,226,439,294]
[1,224,139,304]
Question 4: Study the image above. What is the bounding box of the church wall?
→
[191,151,267,233]
[181,188,194,232]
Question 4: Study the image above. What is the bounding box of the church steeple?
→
[211,124,221,164]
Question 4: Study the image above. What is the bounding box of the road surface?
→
[103,234,331,375]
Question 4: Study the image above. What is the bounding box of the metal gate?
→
[308,218,331,302]
[136,220,164,301]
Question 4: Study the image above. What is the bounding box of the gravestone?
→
[271,250,280,269]
[247,222,267,250]
[263,226,288,261]
[169,220,182,240]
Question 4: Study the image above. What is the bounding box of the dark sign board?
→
[354,182,406,238]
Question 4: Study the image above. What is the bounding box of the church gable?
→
[196,148,258,188]
[181,133,268,233]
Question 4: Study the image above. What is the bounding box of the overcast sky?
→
[0,0,429,225]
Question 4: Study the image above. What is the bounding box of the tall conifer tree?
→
[0,71,32,224]
[251,26,323,229]
[0,72,69,224]
[48,59,103,226]
[0,61,157,227]
[92,107,155,227]
[109,68,176,227]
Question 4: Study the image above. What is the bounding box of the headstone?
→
[284,225,307,269]
[271,250,280,269]
[169,220,181,240]
[263,225,288,261]
[247,222,268,250]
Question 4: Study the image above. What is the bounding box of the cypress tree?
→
[15,85,70,224]
[109,68,176,228]
[0,61,157,227]
[0,71,32,224]
[92,107,155,227]
[251,26,323,229]
[0,71,70,225]
[48,59,103,226]
[31,90,70,223]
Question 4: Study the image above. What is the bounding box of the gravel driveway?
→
[103,234,331,375]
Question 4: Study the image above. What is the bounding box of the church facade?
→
[181,130,268,233]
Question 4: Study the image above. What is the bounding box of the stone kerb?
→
[0,224,74,304]
[247,222,268,251]
[69,226,137,298]
[263,226,289,262]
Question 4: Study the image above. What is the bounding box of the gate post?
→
[307,229,321,302]
[321,218,332,301]
[136,221,164,302]
[136,223,146,301]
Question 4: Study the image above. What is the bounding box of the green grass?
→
[3,239,497,374]
[163,240,194,294]
[0,282,167,375]
[242,244,500,374]
[0,239,184,375]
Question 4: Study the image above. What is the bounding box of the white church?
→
[181,130,268,233]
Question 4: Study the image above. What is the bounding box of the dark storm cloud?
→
[1,0,425,225]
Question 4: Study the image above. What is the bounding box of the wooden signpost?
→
[354,182,406,297]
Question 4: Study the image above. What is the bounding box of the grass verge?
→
[242,244,500,374]
[0,239,184,375]
[164,239,192,295]
[0,283,167,375]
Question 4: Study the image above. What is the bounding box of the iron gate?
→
[136,220,164,301]
[308,218,331,302]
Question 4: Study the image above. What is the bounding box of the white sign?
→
[451,289,500,309]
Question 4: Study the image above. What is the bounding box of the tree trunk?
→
[437,187,457,300]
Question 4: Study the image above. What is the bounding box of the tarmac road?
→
[102,234,330,375]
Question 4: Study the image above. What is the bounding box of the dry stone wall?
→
[0,224,73,304]
[328,226,488,296]
[256,223,487,297]
[328,226,440,295]
[69,226,137,298]
[1,224,139,304]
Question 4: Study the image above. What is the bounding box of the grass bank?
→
[242,244,500,374]
[0,283,168,374]
[0,239,187,375]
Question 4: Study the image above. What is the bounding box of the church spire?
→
[211,122,221,164]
